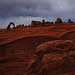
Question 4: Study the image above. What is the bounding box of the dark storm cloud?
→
[0,0,52,17]
[0,0,75,18]
[0,0,75,28]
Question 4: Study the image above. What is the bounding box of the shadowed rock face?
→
[35,40,74,53]
[1,36,59,51]
[28,40,75,75]
[0,36,60,75]
[0,35,75,75]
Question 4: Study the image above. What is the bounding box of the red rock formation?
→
[35,40,73,53]
[55,17,63,24]
[31,20,54,27]
[16,24,24,28]
[7,22,15,30]
[68,19,74,24]
[28,40,75,75]
[31,21,41,27]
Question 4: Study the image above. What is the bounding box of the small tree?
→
[68,19,74,23]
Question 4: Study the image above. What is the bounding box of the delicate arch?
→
[7,22,15,30]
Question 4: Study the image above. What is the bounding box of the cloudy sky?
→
[0,0,75,28]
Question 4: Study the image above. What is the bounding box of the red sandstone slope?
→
[0,39,75,75]
[0,35,60,75]
[0,25,75,75]
[0,25,75,45]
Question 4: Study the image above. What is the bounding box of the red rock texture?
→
[27,40,75,75]
[0,25,75,75]
[61,31,75,40]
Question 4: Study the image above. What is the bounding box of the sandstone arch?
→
[7,22,15,30]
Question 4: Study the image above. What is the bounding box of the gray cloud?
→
[0,0,75,18]
[0,0,75,28]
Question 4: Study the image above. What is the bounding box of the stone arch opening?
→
[7,22,15,30]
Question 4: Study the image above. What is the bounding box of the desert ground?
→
[0,23,75,75]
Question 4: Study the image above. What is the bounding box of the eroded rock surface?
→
[28,40,75,75]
